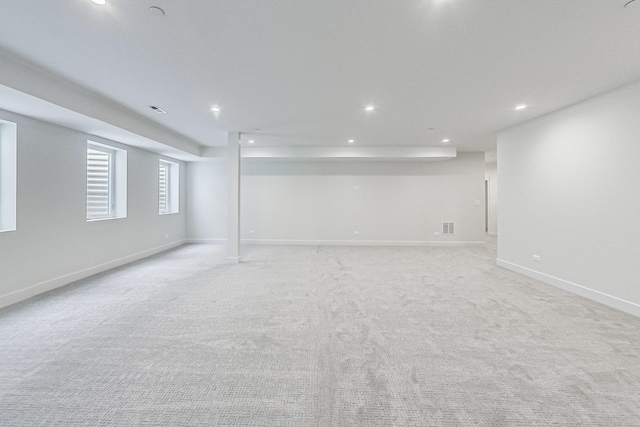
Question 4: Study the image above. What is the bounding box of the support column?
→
[227,132,241,263]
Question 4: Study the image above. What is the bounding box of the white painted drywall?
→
[186,160,228,241]
[497,81,640,315]
[0,47,202,158]
[0,108,187,307]
[188,153,486,244]
[485,161,497,235]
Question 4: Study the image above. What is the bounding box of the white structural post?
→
[227,132,241,263]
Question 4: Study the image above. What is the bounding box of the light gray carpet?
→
[1,241,640,426]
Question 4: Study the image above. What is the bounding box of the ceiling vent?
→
[443,221,455,235]
[150,105,166,114]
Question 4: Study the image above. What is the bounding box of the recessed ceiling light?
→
[248,140,255,144]
[365,105,375,112]
[149,105,166,114]
[149,6,165,16]
[442,138,450,143]
[515,104,528,111]
[348,139,355,144]
[211,106,221,113]
[91,0,107,5]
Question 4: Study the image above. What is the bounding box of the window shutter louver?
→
[87,147,113,219]
[158,159,178,215]
[159,161,169,214]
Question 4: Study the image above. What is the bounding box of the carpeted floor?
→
[1,240,640,426]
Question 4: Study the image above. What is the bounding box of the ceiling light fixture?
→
[442,139,450,143]
[91,0,107,5]
[515,104,528,111]
[149,105,166,114]
[348,139,355,144]
[248,140,255,144]
[365,105,375,112]
[211,106,221,113]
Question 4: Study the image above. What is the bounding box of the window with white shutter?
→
[86,141,126,221]
[0,119,17,232]
[158,161,169,214]
[87,145,113,219]
[159,159,179,215]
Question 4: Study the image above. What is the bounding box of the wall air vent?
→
[443,221,455,235]
[150,105,166,114]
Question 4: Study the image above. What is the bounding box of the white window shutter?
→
[87,146,113,219]
[159,161,169,214]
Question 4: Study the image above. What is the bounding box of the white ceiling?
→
[1,0,640,152]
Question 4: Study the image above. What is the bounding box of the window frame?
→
[0,119,17,233]
[86,141,127,222]
[158,159,179,215]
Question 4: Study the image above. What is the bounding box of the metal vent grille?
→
[443,221,455,235]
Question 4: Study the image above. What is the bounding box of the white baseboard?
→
[0,240,186,311]
[241,239,485,247]
[186,238,226,244]
[188,237,485,247]
[497,259,640,318]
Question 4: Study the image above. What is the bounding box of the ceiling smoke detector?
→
[150,105,166,114]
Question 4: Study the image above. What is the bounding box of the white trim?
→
[497,259,640,318]
[187,238,226,244]
[245,238,484,247]
[227,256,241,264]
[202,145,457,161]
[86,216,126,223]
[487,232,497,237]
[0,118,17,232]
[158,159,179,215]
[187,238,485,247]
[248,239,486,247]
[0,240,186,310]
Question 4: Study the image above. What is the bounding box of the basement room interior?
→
[1,1,640,425]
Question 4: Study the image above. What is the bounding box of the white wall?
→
[0,109,187,308]
[188,153,486,245]
[498,81,640,316]
[187,160,228,241]
[485,161,497,235]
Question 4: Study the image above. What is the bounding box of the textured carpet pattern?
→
[1,242,640,426]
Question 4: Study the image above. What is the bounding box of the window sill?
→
[86,216,127,223]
